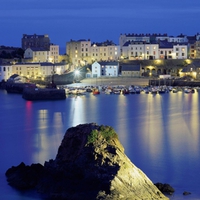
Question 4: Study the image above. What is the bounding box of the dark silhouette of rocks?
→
[154,182,175,195]
[6,123,169,199]
[183,191,191,195]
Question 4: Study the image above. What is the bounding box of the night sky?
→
[1,0,200,50]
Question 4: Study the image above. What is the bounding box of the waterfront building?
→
[158,40,188,59]
[1,62,67,81]
[194,40,200,59]
[66,39,91,68]
[180,62,200,80]
[66,39,120,67]
[91,61,119,77]
[12,62,67,79]
[168,34,188,43]
[121,64,141,77]
[90,41,120,62]
[172,44,188,59]
[24,44,59,63]
[121,41,159,60]
[0,64,12,81]
[21,34,51,50]
[186,33,200,59]
[119,33,169,49]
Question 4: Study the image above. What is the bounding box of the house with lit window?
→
[24,44,59,63]
[66,39,91,68]
[90,40,120,62]
[180,62,200,80]
[121,41,159,60]
[91,61,119,77]
[11,62,67,80]
[158,40,188,59]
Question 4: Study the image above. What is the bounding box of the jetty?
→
[22,87,66,101]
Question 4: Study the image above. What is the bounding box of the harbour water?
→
[1,88,200,199]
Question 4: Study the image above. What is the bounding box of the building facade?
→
[66,39,91,68]
[0,64,12,81]
[92,61,119,77]
[24,44,59,63]
[21,34,51,50]
[0,62,68,81]
[90,41,120,62]
[121,41,159,60]
[121,65,141,77]
[66,40,120,67]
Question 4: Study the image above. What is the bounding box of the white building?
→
[168,34,188,43]
[172,44,188,59]
[92,61,119,77]
[0,64,12,81]
[121,41,159,60]
[24,47,49,62]
[24,44,59,63]
[119,33,169,49]
[158,41,188,59]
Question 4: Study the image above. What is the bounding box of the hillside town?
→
[1,32,200,82]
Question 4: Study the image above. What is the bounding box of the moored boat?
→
[93,88,100,95]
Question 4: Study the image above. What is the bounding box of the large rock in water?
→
[6,123,169,200]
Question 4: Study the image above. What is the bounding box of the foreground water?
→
[0,88,200,200]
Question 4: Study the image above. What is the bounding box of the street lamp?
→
[74,69,80,83]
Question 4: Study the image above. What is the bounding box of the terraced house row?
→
[66,33,200,66]
[1,33,200,81]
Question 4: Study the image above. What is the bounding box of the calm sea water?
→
[1,88,200,200]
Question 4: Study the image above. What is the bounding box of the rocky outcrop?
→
[154,182,175,195]
[6,123,169,199]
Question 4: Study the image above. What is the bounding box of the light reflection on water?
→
[1,90,200,199]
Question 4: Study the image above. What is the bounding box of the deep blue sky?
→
[1,0,200,50]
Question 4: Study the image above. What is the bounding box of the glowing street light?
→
[74,69,80,75]
[74,69,80,83]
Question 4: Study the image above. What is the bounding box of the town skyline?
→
[1,0,200,50]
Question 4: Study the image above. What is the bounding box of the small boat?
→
[151,88,158,94]
[113,89,121,94]
[122,89,129,95]
[93,88,100,95]
[104,88,112,94]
